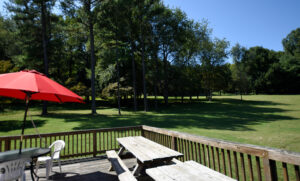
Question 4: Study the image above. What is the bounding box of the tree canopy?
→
[0,0,299,113]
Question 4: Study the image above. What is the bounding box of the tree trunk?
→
[141,34,148,112]
[154,51,159,111]
[88,2,97,115]
[209,89,212,101]
[41,0,48,116]
[240,90,243,101]
[163,56,168,105]
[117,59,121,115]
[131,42,137,111]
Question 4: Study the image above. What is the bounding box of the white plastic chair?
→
[0,158,29,181]
[35,140,65,179]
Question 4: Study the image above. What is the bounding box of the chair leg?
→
[58,159,62,173]
[35,161,40,174]
[21,171,26,181]
[46,160,51,180]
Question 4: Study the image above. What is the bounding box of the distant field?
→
[0,95,300,152]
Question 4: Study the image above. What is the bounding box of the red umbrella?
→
[0,70,84,153]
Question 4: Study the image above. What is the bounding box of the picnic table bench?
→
[106,150,137,181]
[146,160,237,181]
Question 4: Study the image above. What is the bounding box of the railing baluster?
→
[282,162,289,181]
[295,165,299,181]
[180,139,184,161]
[216,148,220,172]
[68,134,70,156]
[206,145,210,168]
[184,139,189,161]
[197,143,202,164]
[202,144,206,166]
[248,154,254,181]
[233,151,239,180]
[192,142,196,161]
[211,146,216,170]
[221,149,226,175]
[256,156,262,181]
[77,134,79,155]
[72,133,74,156]
[240,153,246,181]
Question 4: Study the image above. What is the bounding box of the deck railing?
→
[0,125,299,181]
[0,126,142,158]
[142,125,300,181]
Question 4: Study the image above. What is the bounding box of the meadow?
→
[0,95,299,153]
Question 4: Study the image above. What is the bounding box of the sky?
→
[163,0,300,51]
[1,0,299,52]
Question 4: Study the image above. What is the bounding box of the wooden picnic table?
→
[116,136,183,176]
[146,160,237,181]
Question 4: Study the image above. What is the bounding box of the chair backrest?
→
[49,140,65,160]
[0,158,29,181]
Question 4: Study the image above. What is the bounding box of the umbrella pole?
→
[19,94,30,154]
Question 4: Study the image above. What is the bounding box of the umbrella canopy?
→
[0,70,84,153]
[0,70,83,103]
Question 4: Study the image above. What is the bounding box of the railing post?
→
[4,139,11,151]
[141,126,145,137]
[171,136,178,151]
[263,156,278,181]
[93,131,97,157]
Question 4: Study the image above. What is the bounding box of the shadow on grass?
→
[0,119,47,132]
[41,98,294,132]
[0,98,294,132]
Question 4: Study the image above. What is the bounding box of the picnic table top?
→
[0,148,50,163]
[117,136,183,163]
[146,160,236,181]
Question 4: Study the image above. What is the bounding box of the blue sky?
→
[163,0,300,51]
[1,0,299,51]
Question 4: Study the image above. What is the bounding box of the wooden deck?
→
[24,156,151,181]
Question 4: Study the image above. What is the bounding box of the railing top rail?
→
[0,125,142,140]
[141,125,300,166]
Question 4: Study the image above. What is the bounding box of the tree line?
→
[0,0,299,114]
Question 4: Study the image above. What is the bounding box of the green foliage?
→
[282,28,300,57]
[0,60,18,73]
[0,0,299,114]
[199,38,230,100]
[101,78,133,99]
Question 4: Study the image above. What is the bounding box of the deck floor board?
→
[25,157,141,181]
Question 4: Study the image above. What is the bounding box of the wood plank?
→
[117,137,153,162]
[147,160,237,181]
[106,150,137,181]
[185,161,236,181]
[156,162,203,181]
[146,166,174,181]
[136,136,182,156]
[117,136,182,163]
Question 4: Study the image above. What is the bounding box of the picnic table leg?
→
[132,161,144,176]
[108,146,125,171]
[118,146,125,156]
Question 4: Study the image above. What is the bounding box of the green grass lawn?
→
[1,95,300,152]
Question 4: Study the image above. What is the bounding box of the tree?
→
[61,0,101,114]
[279,28,300,93]
[242,47,280,94]
[199,38,229,101]
[282,28,300,57]
[231,43,248,100]
[7,0,56,115]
